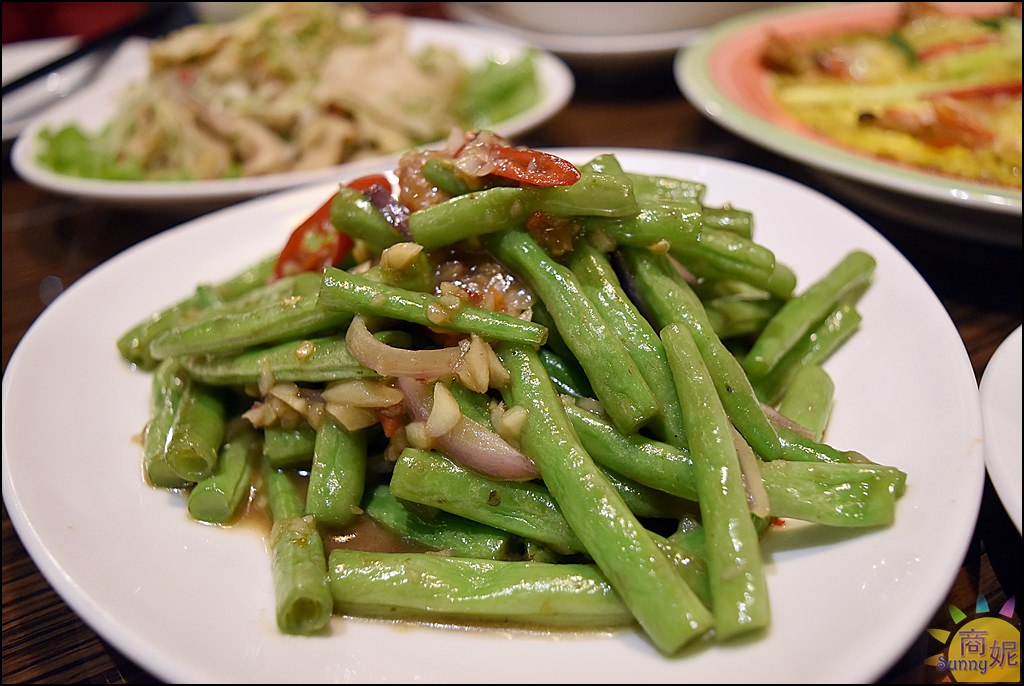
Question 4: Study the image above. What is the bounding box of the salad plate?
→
[8,19,574,211]
[675,2,1022,247]
[979,324,1022,533]
[2,148,985,683]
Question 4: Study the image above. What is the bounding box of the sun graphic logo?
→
[927,595,1019,683]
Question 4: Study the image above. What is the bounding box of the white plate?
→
[675,2,1023,246]
[979,325,1023,533]
[446,2,784,73]
[1,37,106,141]
[2,149,985,683]
[8,20,574,211]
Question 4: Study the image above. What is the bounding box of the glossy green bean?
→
[188,422,258,524]
[182,336,378,386]
[777,364,835,440]
[142,358,191,488]
[497,342,714,655]
[568,241,687,446]
[263,424,317,470]
[328,550,635,627]
[363,484,513,560]
[389,447,584,555]
[618,247,787,462]
[752,303,863,405]
[744,250,875,379]
[760,461,906,527]
[117,254,277,369]
[408,171,638,249]
[305,418,367,529]
[661,322,770,639]
[149,293,352,359]
[318,266,548,345]
[329,185,404,253]
[164,376,226,483]
[487,229,659,435]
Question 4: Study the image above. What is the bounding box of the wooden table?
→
[2,21,1020,684]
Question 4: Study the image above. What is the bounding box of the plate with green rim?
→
[675,1,1022,246]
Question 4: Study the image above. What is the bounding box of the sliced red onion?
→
[364,183,411,239]
[346,315,462,380]
[397,377,539,481]
[760,401,816,439]
[732,426,770,519]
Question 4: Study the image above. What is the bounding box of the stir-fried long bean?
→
[119,133,903,658]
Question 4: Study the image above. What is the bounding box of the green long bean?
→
[390,447,584,555]
[142,358,191,489]
[661,322,770,639]
[188,421,258,524]
[305,418,367,529]
[182,336,377,386]
[260,455,333,635]
[498,342,714,655]
[568,241,687,446]
[163,375,226,483]
[318,266,547,345]
[488,229,659,435]
[117,254,276,368]
[149,293,352,359]
[618,247,787,461]
[408,171,637,249]
[328,550,635,627]
[752,303,863,405]
[744,250,875,379]
[363,484,513,560]
[777,364,835,441]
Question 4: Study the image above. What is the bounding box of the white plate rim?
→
[2,148,985,683]
[674,1,1023,218]
[8,18,575,210]
[979,324,1023,533]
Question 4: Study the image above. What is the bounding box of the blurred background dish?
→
[675,1,1022,248]
[9,8,574,212]
[446,2,783,75]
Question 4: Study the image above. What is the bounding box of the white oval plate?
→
[675,2,1022,243]
[2,149,984,683]
[9,19,574,211]
[980,324,1022,533]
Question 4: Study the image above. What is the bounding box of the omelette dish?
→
[762,2,1022,189]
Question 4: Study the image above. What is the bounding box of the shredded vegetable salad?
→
[762,1,1022,189]
[35,3,541,181]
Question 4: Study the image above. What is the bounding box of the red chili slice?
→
[487,146,582,187]
[270,192,353,281]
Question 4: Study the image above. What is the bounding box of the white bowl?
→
[479,2,784,35]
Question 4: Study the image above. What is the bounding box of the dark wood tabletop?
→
[2,6,1021,684]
